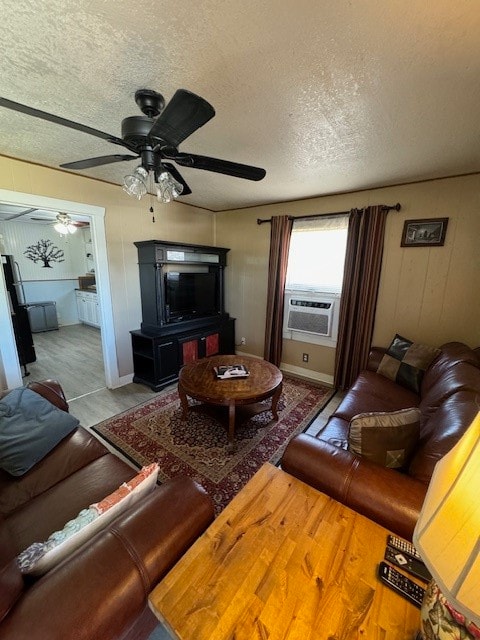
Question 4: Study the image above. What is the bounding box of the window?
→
[283,215,349,347]
[285,215,349,294]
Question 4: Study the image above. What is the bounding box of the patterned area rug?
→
[92,376,334,514]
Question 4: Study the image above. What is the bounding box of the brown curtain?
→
[263,215,293,366]
[334,205,389,390]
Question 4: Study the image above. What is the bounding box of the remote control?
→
[378,562,425,608]
[385,545,431,582]
[387,534,422,561]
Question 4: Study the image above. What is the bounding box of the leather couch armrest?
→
[27,380,69,412]
[0,476,214,640]
[281,434,426,541]
[366,347,386,372]
[0,518,23,623]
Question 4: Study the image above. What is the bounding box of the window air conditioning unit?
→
[286,297,334,337]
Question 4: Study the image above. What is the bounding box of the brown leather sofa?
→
[0,380,215,640]
[281,341,480,541]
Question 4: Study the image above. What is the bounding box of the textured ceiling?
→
[1,0,479,211]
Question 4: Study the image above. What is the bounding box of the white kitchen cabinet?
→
[75,290,101,328]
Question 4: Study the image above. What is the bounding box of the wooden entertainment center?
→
[131,240,235,391]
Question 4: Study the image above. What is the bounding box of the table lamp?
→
[413,412,480,640]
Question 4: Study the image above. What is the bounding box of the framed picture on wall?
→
[401,218,449,247]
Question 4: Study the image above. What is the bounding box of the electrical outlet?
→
[240,337,246,345]
[303,353,309,362]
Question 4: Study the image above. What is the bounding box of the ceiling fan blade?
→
[161,163,192,195]
[0,96,127,147]
[60,154,139,170]
[148,89,215,147]
[172,152,266,181]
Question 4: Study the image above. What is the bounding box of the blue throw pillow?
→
[0,387,79,476]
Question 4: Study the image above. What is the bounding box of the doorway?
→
[1,214,104,400]
[0,189,119,391]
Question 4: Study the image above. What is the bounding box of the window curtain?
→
[263,215,293,366]
[334,205,389,390]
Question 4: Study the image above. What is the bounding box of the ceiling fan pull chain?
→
[149,189,155,222]
[148,174,155,222]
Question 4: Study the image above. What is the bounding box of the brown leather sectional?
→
[0,380,214,640]
[2,341,479,636]
[282,341,480,540]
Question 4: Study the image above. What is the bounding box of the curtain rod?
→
[256,202,401,225]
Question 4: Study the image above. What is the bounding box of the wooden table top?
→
[178,355,283,406]
[149,463,421,640]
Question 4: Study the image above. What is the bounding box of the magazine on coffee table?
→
[214,364,250,379]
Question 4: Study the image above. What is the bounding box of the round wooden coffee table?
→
[178,355,283,450]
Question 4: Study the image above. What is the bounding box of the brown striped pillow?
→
[348,407,421,468]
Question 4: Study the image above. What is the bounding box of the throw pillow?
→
[348,407,421,469]
[0,387,80,476]
[17,463,159,576]
[376,334,440,394]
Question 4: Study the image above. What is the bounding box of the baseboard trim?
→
[280,362,334,386]
[235,351,334,386]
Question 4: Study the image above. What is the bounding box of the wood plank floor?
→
[25,324,106,401]
[24,323,162,427]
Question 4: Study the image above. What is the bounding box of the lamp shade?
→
[413,412,480,628]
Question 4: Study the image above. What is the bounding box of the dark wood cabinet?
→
[134,240,229,333]
[180,330,220,364]
[131,240,235,391]
[131,332,179,390]
[131,318,235,391]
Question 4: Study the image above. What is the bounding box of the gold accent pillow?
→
[377,334,440,394]
[348,407,421,468]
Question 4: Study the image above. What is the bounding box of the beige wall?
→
[215,174,480,380]
[2,154,479,385]
[0,156,214,379]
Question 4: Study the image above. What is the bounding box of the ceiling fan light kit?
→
[122,165,184,204]
[0,89,266,206]
[54,213,77,235]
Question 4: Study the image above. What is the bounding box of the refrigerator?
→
[1,254,36,375]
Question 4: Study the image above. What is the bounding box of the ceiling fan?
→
[28,212,89,234]
[0,89,266,201]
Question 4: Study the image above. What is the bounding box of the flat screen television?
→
[165,272,218,322]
